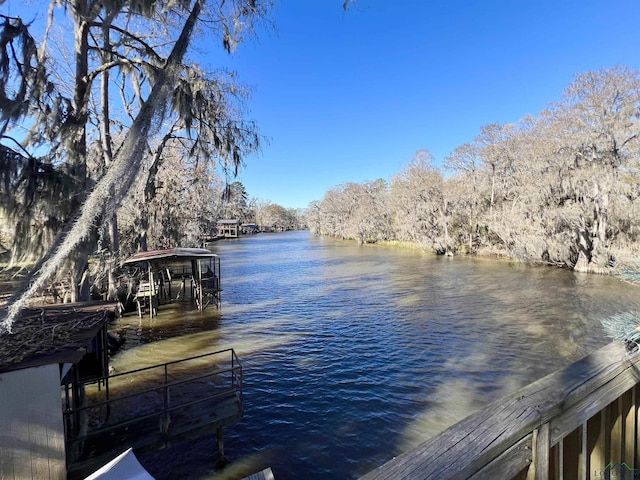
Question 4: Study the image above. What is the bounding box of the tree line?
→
[308,66,640,274]
[218,182,306,233]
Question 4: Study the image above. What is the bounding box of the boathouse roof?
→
[0,303,116,373]
[122,247,218,265]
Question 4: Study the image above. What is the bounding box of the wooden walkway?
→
[360,341,640,479]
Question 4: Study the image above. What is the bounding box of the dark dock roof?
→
[122,247,218,265]
[0,302,118,373]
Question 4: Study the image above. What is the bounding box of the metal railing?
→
[64,348,242,473]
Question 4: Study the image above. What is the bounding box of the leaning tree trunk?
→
[136,129,175,252]
[1,0,204,333]
[107,214,119,300]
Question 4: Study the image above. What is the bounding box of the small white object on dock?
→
[242,467,275,480]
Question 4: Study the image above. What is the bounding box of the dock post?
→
[217,427,226,467]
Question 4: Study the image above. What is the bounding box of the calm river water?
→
[109,231,640,480]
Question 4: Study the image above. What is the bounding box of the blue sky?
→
[5,1,640,209]
[202,0,640,209]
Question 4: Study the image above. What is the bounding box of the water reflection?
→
[109,231,640,480]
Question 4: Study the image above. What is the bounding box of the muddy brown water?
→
[105,231,640,480]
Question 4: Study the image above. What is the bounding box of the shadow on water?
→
[111,232,640,480]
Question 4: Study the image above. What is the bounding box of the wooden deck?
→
[360,341,640,480]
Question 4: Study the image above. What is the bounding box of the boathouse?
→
[122,247,222,317]
[217,219,240,238]
[0,303,114,480]
[241,223,258,234]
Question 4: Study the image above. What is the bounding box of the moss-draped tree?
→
[0,0,272,333]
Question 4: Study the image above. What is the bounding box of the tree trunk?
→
[2,0,204,332]
[101,12,119,302]
[489,164,496,217]
[107,213,119,300]
[69,0,90,302]
[574,183,610,274]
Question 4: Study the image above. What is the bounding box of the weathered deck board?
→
[360,341,640,480]
[468,433,532,480]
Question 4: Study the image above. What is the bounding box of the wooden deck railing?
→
[361,341,640,480]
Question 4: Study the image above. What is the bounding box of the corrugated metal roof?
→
[122,248,217,265]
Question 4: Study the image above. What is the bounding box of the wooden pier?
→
[361,341,640,480]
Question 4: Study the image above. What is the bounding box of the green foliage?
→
[602,261,640,348]
[602,312,640,346]
[614,261,640,285]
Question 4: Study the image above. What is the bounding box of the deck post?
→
[105,370,110,420]
[527,423,550,480]
[218,256,221,307]
[162,363,171,440]
[611,397,623,467]
[636,385,640,468]
[579,422,587,480]
[73,367,82,437]
[588,410,606,479]
[604,403,612,469]
[633,386,638,467]
[622,388,636,469]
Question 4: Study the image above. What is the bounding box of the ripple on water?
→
[116,232,640,480]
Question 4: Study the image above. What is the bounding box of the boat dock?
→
[122,248,222,317]
[64,348,243,479]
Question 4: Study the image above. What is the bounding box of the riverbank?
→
[326,233,640,282]
[3,231,640,479]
